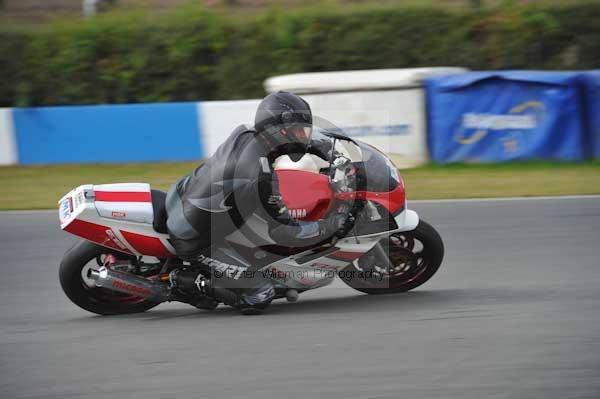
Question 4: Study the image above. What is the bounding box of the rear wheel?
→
[339,220,444,294]
[59,240,160,315]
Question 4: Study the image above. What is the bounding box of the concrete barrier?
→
[265,68,468,167]
[12,103,203,164]
[199,99,261,157]
[5,68,470,166]
[0,108,17,166]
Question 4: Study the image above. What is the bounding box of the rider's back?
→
[165,124,262,258]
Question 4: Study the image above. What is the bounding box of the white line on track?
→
[410,194,600,204]
[1,195,599,215]
[0,209,57,215]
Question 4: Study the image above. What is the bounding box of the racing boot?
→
[236,279,276,315]
[169,267,275,314]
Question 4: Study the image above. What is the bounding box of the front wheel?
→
[338,220,444,294]
[59,240,160,315]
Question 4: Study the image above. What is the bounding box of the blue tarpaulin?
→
[425,71,589,163]
[580,70,600,158]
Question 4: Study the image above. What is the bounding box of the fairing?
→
[275,142,406,220]
[58,183,175,258]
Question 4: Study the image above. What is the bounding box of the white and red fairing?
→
[58,183,176,258]
[59,145,419,261]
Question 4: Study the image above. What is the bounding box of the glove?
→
[330,156,354,193]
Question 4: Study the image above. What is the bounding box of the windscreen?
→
[353,143,400,193]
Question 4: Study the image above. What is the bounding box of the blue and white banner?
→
[12,102,203,164]
[426,71,589,163]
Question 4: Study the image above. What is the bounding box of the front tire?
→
[339,220,444,294]
[59,240,160,315]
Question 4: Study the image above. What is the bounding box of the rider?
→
[165,91,348,314]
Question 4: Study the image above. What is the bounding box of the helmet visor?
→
[281,123,313,147]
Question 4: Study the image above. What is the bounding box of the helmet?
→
[254,91,313,153]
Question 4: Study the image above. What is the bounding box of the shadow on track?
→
[60,286,555,322]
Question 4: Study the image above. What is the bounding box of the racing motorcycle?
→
[58,132,444,315]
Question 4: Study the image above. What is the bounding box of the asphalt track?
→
[1,196,599,399]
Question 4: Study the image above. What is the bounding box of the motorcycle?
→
[58,131,444,315]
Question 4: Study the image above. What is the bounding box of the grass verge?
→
[0,161,599,210]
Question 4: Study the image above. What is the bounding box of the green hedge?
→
[1,2,599,107]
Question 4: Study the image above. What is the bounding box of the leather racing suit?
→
[165,125,342,309]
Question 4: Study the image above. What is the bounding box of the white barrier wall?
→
[199,100,261,157]
[265,68,467,167]
[0,108,17,165]
[302,89,427,167]
[198,93,426,167]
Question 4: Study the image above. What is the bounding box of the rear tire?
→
[59,240,160,315]
[339,220,444,294]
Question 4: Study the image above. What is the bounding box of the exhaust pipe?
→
[88,267,171,302]
[89,267,246,307]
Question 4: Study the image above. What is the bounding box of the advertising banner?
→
[581,70,600,158]
[426,71,588,163]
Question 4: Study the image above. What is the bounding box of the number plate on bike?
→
[59,197,73,223]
